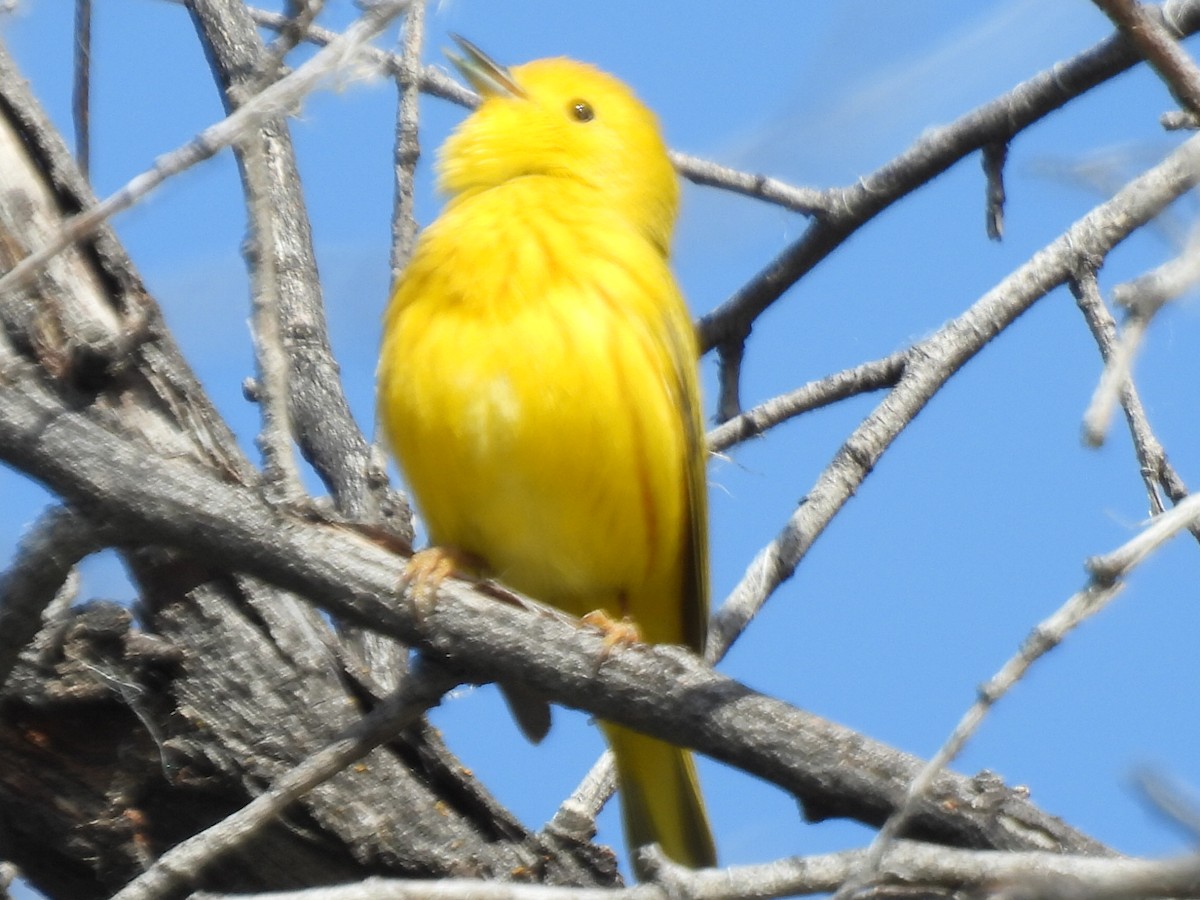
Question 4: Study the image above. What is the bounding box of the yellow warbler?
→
[377,36,715,872]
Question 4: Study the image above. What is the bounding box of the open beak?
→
[447,34,526,99]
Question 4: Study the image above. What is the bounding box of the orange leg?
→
[401,546,483,618]
[581,609,642,665]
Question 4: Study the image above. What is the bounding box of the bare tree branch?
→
[706,350,906,455]
[390,0,426,279]
[709,124,1200,664]
[185,0,412,529]
[199,880,657,900]
[843,573,1128,896]
[0,0,412,301]
[669,151,828,215]
[1114,232,1200,317]
[1071,271,1195,524]
[0,505,104,687]
[192,842,1200,900]
[1077,233,1200,450]
[663,840,1200,900]
[72,0,91,178]
[1088,490,1200,581]
[543,752,616,849]
[242,138,308,505]
[254,0,326,91]
[1093,0,1200,118]
[697,0,1200,418]
[0,350,1111,857]
[982,141,1008,241]
[111,658,462,900]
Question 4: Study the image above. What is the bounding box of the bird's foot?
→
[581,610,642,667]
[400,546,482,620]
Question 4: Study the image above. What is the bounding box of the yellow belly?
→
[381,274,687,630]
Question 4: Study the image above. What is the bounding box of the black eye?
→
[570,100,594,122]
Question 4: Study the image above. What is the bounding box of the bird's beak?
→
[447,34,526,100]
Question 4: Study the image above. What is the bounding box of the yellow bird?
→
[377,36,715,872]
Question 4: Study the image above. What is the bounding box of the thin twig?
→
[844,476,1200,896]
[697,0,1200,388]
[669,151,828,215]
[1093,0,1200,118]
[1079,225,1200,446]
[109,657,460,900]
[706,350,906,454]
[241,141,307,505]
[1088,491,1200,582]
[72,0,92,177]
[390,0,425,280]
[1135,768,1200,841]
[1082,311,1150,446]
[714,336,745,425]
[254,0,326,90]
[1115,248,1200,316]
[709,127,1200,664]
[840,580,1125,897]
[542,751,615,846]
[982,141,1007,241]
[1071,270,1196,535]
[0,0,413,299]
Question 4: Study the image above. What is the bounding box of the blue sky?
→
[4,0,1200,883]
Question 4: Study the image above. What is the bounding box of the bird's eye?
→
[569,100,595,122]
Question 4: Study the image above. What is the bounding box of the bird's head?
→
[438,36,680,253]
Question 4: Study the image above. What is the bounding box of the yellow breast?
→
[379,179,697,638]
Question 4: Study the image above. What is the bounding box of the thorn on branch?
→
[982,142,1008,241]
[715,337,746,424]
[1084,553,1123,587]
[1161,108,1200,130]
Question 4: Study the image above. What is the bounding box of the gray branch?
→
[710,125,1200,663]
[697,0,1200,419]
[186,0,411,532]
[0,352,1109,859]
[194,842,1200,900]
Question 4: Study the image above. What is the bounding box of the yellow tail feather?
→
[603,722,715,874]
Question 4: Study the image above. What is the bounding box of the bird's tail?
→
[602,721,716,875]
